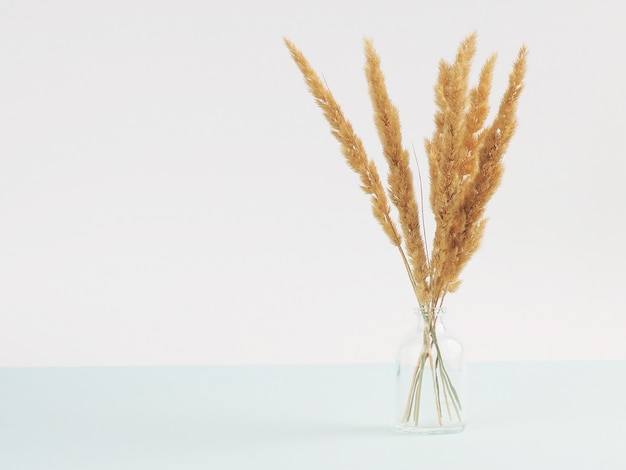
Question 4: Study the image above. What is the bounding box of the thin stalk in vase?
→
[402,351,426,423]
[425,317,443,425]
[433,317,462,422]
[436,356,452,419]
[433,333,463,420]
[413,359,425,424]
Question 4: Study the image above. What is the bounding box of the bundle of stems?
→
[285,34,527,427]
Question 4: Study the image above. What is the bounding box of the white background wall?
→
[0,0,624,366]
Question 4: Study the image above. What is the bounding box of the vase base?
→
[395,422,465,435]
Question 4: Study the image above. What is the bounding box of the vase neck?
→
[415,306,447,330]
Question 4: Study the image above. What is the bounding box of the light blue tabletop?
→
[1,362,625,469]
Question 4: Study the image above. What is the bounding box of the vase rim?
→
[415,305,446,312]
[414,306,447,315]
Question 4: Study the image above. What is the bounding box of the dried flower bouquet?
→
[286,34,527,430]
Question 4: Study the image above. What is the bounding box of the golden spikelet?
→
[364,39,429,303]
[460,53,496,177]
[425,35,483,300]
[285,35,527,307]
[432,44,528,298]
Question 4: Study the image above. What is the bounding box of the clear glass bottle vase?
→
[396,306,465,434]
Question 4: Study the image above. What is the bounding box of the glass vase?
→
[396,306,465,434]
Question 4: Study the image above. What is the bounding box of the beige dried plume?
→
[285,35,527,308]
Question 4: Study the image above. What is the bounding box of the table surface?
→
[1,362,625,469]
